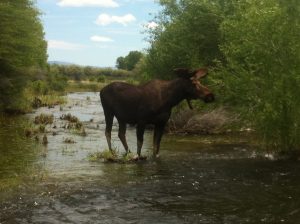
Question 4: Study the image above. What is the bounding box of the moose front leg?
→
[153,125,165,158]
[136,124,145,158]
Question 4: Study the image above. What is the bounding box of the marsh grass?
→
[24,87,66,110]
[24,122,47,138]
[37,94,66,107]
[88,149,137,163]
[24,124,39,138]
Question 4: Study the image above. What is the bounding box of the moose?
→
[100,68,214,159]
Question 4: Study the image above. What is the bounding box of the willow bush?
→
[143,0,300,154]
[219,0,300,153]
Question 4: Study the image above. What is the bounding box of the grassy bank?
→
[65,78,138,92]
[65,80,106,92]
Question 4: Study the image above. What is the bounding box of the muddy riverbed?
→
[1,92,300,223]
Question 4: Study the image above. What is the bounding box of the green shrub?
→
[219,0,300,153]
[97,75,106,83]
[31,80,49,95]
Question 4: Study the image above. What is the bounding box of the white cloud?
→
[144,21,158,29]
[95,13,136,26]
[48,40,85,50]
[90,35,114,42]
[57,0,119,8]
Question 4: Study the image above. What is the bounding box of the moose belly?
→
[114,107,171,126]
[114,109,139,124]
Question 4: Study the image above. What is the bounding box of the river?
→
[1,92,300,223]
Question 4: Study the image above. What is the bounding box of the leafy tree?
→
[47,65,68,92]
[116,57,126,70]
[144,0,223,79]
[116,51,143,71]
[0,0,47,111]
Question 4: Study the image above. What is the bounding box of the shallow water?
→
[1,92,300,223]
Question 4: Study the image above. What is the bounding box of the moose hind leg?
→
[118,121,129,154]
[104,114,113,151]
[136,124,145,158]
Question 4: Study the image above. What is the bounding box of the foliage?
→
[218,0,300,152]
[116,51,143,71]
[51,64,132,81]
[0,0,47,111]
[47,65,68,92]
[25,67,67,110]
[97,75,106,83]
[143,0,223,80]
[30,80,49,95]
[144,0,300,153]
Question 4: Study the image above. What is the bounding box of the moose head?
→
[174,68,215,109]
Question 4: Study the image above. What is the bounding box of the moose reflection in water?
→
[100,68,214,159]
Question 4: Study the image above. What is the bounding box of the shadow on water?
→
[1,92,300,223]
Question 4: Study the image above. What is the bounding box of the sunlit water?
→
[1,92,300,223]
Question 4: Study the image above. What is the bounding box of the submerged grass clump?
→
[60,113,86,136]
[34,113,54,125]
[88,149,118,162]
[60,113,84,130]
[71,126,87,136]
[63,137,76,144]
[88,149,137,163]
[60,113,80,123]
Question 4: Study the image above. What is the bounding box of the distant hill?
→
[48,61,73,65]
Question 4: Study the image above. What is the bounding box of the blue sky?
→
[36,0,160,67]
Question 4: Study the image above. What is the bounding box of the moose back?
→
[100,68,214,159]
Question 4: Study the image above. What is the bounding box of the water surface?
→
[1,92,300,223]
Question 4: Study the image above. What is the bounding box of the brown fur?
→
[100,68,214,158]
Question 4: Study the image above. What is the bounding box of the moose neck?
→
[164,78,188,109]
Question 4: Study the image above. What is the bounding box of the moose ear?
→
[173,68,193,79]
[191,68,208,80]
